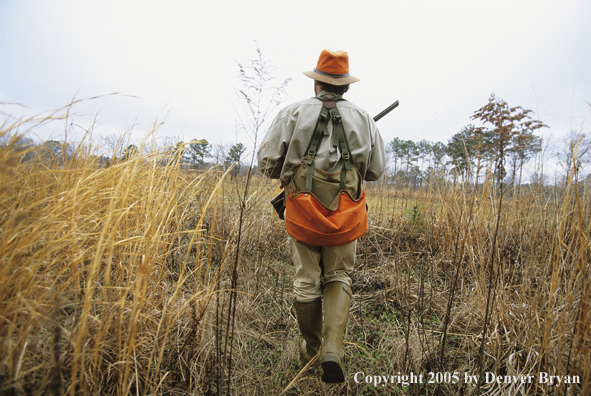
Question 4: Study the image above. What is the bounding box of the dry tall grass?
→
[1,111,589,395]
[0,111,246,395]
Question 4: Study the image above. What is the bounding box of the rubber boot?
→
[293,298,323,368]
[320,281,351,383]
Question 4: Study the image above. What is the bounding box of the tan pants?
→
[288,235,356,302]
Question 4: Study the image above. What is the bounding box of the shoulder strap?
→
[304,104,328,191]
[304,98,353,191]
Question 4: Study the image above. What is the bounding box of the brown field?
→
[1,116,589,395]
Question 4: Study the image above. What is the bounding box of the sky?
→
[1,0,590,162]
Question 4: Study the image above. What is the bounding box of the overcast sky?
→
[1,0,590,158]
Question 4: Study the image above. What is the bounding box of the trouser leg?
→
[288,236,356,300]
[288,235,322,302]
[319,240,356,288]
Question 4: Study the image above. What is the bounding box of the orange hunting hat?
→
[304,49,360,86]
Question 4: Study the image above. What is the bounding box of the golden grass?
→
[0,112,241,394]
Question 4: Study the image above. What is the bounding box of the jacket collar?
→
[316,90,344,101]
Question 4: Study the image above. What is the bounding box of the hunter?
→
[257,49,386,383]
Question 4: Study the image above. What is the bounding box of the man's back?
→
[258,91,385,187]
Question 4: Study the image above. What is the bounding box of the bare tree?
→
[98,133,126,159]
[556,130,591,181]
[211,143,227,168]
[507,131,542,194]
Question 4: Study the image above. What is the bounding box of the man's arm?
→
[257,111,289,180]
[257,142,284,180]
[364,124,387,182]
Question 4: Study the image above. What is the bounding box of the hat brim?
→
[303,71,360,86]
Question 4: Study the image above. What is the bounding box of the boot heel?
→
[321,354,345,383]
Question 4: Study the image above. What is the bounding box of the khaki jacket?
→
[257,91,386,187]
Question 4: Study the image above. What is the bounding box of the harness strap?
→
[304,97,354,192]
[305,105,328,190]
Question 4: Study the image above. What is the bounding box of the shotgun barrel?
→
[373,100,399,122]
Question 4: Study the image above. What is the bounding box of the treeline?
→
[3,135,248,176]
[164,139,246,175]
[386,124,543,190]
[386,96,591,192]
